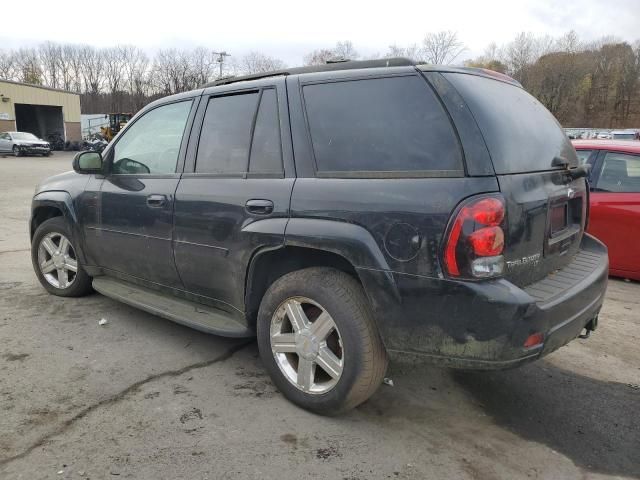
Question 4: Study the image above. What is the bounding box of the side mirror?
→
[73,151,103,174]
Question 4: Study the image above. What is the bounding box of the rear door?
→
[589,150,640,276]
[443,73,587,286]
[173,78,295,312]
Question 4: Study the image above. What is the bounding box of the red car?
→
[573,140,640,280]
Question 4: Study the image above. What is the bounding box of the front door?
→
[0,132,11,152]
[173,81,294,312]
[87,98,197,287]
[588,150,640,277]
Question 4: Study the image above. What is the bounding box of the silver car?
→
[0,131,51,156]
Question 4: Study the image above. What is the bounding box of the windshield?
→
[12,132,39,141]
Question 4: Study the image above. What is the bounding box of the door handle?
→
[245,199,274,215]
[146,194,167,208]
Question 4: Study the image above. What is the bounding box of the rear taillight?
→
[443,195,506,279]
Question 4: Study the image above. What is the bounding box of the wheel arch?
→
[244,218,400,337]
[31,191,87,264]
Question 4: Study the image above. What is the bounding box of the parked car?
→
[0,131,51,156]
[573,140,640,281]
[596,131,612,139]
[30,59,608,414]
[610,130,639,141]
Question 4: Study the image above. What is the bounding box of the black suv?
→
[30,59,608,414]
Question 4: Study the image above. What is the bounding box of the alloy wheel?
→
[37,232,78,289]
[270,296,344,394]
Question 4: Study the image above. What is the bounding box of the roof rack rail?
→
[203,57,415,88]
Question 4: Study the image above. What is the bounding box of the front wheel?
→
[31,216,93,297]
[257,267,388,415]
[12,146,22,157]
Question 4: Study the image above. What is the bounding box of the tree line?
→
[465,32,640,128]
[0,31,638,127]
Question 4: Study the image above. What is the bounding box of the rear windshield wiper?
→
[552,156,590,180]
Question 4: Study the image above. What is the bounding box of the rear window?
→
[302,76,463,175]
[444,73,578,174]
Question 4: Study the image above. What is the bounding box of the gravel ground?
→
[1,152,638,480]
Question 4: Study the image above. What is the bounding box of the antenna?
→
[212,51,231,78]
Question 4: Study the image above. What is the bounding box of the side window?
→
[597,152,640,193]
[112,101,192,175]
[249,89,282,174]
[302,76,463,174]
[575,149,592,165]
[195,92,259,174]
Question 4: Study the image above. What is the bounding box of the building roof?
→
[0,78,80,96]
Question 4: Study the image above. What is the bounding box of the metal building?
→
[0,80,81,142]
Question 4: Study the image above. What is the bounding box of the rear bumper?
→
[357,234,608,369]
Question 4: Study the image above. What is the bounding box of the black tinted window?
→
[249,89,282,174]
[196,93,259,174]
[445,73,578,174]
[303,76,462,173]
[597,152,640,193]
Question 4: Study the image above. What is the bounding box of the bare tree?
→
[237,51,286,75]
[39,42,63,88]
[420,31,466,64]
[304,48,336,66]
[80,45,104,95]
[63,44,83,92]
[0,50,16,80]
[334,41,359,60]
[14,48,43,84]
[385,44,421,61]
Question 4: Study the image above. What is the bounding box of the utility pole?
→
[213,51,231,78]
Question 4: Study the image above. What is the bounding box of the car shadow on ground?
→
[454,362,640,478]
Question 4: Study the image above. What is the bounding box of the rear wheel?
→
[257,267,387,415]
[31,217,92,297]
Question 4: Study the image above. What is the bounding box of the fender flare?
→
[31,190,87,264]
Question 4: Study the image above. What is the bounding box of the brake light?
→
[443,195,506,278]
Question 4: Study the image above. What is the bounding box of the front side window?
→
[112,100,192,175]
[597,152,640,193]
[302,75,463,174]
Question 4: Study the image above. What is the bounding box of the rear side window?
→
[302,76,463,174]
[596,152,640,193]
[196,92,259,174]
[575,150,592,165]
[445,73,578,175]
[249,89,282,174]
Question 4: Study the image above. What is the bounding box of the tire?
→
[31,216,93,297]
[12,146,21,157]
[257,267,388,415]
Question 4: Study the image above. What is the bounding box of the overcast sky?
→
[2,0,639,65]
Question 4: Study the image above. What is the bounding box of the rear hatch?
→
[444,72,587,287]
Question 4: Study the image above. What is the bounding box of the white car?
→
[0,131,51,156]
[611,130,639,141]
